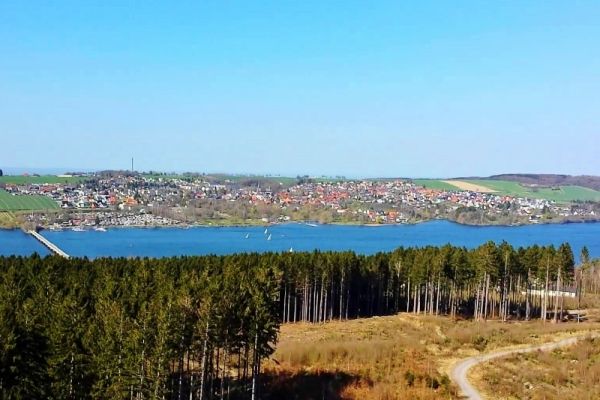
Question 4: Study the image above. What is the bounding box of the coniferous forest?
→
[0,241,585,399]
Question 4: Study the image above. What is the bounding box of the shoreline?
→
[2,217,599,232]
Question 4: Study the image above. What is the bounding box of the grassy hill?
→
[488,174,600,191]
[464,179,600,202]
[0,189,59,211]
[413,179,600,202]
[0,175,84,185]
[412,179,460,191]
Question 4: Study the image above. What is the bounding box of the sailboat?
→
[245,233,250,239]
[289,247,293,253]
[267,233,272,241]
[264,228,268,235]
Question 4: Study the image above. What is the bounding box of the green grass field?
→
[463,179,600,202]
[0,189,59,211]
[412,179,460,191]
[0,175,84,185]
[413,178,600,202]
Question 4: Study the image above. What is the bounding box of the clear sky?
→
[1,1,599,177]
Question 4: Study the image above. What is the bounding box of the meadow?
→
[464,179,600,202]
[0,175,84,185]
[0,189,59,211]
[264,313,600,399]
[412,179,459,191]
[414,179,600,202]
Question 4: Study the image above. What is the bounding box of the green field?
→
[413,178,600,202]
[0,189,59,211]
[0,175,84,185]
[412,179,460,191]
[463,179,600,202]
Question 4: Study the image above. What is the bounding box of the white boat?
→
[71,227,85,232]
[245,233,250,239]
[264,228,268,235]
[267,234,272,241]
[305,222,318,227]
[94,227,107,232]
[289,247,293,253]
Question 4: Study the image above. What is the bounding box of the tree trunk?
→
[339,270,344,321]
[543,258,550,322]
[406,278,411,313]
[435,275,441,316]
[199,321,210,400]
[553,268,561,323]
[251,328,259,400]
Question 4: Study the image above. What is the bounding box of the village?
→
[2,172,598,229]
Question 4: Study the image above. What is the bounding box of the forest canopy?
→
[0,241,589,399]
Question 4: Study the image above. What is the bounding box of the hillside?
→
[0,189,59,211]
[414,179,600,202]
[487,174,600,191]
[415,174,600,203]
[463,179,600,202]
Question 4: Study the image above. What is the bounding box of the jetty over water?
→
[28,230,70,259]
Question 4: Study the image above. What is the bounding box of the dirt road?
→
[450,332,599,399]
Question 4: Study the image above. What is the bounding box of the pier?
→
[28,230,70,259]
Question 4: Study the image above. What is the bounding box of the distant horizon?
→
[2,166,599,181]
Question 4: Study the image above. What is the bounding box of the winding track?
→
[450,331,599,400]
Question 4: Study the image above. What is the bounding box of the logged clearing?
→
[264,313,600,400]
[473,335,600,400]
[442,180,497,193]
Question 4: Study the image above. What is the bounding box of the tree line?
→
[0,242,590,399]
[0,254,279,400]
[276,242,578,324]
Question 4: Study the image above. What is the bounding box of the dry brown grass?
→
[264,312,600,399]
[473,337,600,400]
[563,293,600,311]
[0,212,19,228]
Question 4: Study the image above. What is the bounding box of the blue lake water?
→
[1,221,599,260]
[0,229,50,256]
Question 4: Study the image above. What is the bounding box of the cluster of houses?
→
[3,173,598,226]
[268,180,564,223]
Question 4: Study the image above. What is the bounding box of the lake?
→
[1,220,599,261]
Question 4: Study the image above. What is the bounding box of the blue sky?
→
[1,1,599,177]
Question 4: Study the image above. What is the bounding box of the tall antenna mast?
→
[131,157,134,173]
